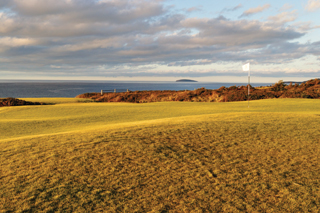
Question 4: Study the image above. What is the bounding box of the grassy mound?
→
[1,99,320,212]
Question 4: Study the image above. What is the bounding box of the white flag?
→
[242,63,250,71]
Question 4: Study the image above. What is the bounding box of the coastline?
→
[0,81,272,98]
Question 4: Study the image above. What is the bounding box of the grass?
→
[1,99,320,212]
[22,97,95,104]
[1,99,319,141]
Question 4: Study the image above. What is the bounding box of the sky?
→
[0,0,320,83]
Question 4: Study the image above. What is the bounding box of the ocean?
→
[0,80,272,98]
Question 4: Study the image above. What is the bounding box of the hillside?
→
[76,79,320,103]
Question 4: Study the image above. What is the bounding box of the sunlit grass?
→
[1,99,320,212]
[1,99,319,141]
[22,97,94,104]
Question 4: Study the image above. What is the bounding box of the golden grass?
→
[1,99,320,212]
[1,99,319,141]
[22,97,94,104]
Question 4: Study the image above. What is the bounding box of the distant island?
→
[176,79,198,82]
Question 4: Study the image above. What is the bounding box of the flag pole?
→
[242,62,250,108]
[248,69,250,108]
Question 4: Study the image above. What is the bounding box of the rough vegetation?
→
[0,97,44,107]
[76,79,320,103]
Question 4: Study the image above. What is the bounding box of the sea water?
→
[0,80,272,98]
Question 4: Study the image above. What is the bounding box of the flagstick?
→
[248,69,250,108]
[242,63,250,108]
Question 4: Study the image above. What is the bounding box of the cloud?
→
[168,59,213,66]
[0,0,319,79]
[179,16,303,47]
[96,66,320,79]
[187,7,201,12]
[0,37,38,47]
[0,0,10,8]
[305,0,320,11]
[240,4,271,17]
[231,4,243,11]
[0,0,166,37]
[279,3,293,11]
[221,4,242,12]
[268,11,298,25]
[292,21,320,32]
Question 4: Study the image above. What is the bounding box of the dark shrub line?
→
[0,98,45,107]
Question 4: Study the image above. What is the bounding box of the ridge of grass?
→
[1,99,320,141]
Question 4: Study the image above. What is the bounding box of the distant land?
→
[283,81,304,84]
[176,79,197,82]
[283,78,319,85]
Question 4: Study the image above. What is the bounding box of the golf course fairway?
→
[1,98,319,212]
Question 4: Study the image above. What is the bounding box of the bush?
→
[0,98,43,107]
